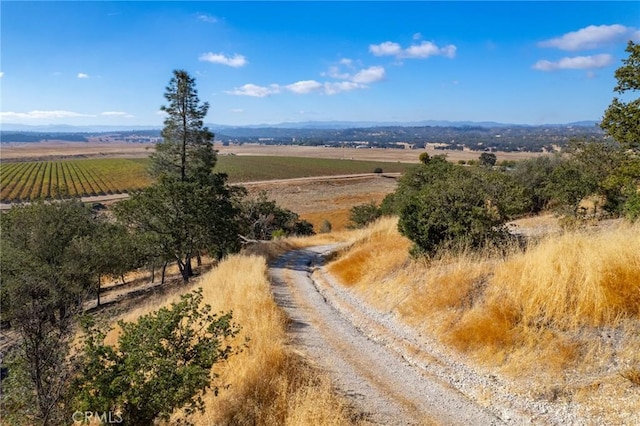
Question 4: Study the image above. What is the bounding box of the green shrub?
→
[398,169,509,255]
[349,201,382,228]
[75,289,239,425]
[623,191,640,221]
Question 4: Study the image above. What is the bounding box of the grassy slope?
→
[103,254,359,426]
[324,217,640,423]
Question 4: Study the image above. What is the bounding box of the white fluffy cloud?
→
[369,40,456,59]
[351,66,386,84]
[286,80,324,94]
[323,81,363,95]
[199,52,248,68]
[77,73,89,79]
[533,54,613,71]
[0,110,96,120]
[227,58,385,98]
[0,72,4,78]
[538,24,638,51]
[369,41,403,57]
[226,83,281,97]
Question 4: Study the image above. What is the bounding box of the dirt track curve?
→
[269,245,505,426]
[269,245,584,425]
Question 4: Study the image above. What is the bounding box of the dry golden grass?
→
[101,254,358,426]
[324,217,640,420]
[327,218,411,286]
[490,225,640,328]
[300,208,352,232]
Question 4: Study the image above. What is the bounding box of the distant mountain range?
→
[0,120,600,133]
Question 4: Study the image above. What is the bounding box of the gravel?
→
[270,245,591,425]
[270,245,506,425]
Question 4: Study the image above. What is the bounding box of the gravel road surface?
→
[269,245,505,425]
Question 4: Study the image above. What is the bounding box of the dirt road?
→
[269,246,505,425]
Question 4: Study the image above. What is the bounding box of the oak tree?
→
[601,41,640,153]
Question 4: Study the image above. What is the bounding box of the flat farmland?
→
[0,155,411,203]
[1,141,544,164]
[216,143,544,163]
[0,158,151,202]
[215,155,410,181]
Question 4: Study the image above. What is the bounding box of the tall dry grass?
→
[102,254,358,426]
[325,217,640,421]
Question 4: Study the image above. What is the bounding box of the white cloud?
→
[230,108,244,113]
[325,65,351,80]
[77,73,89,79]
[413,32,423,40]
[199,52,248,68]
[351,66,385,84]
[0,110,96,120]
[101,111,134,118]
[286,80,323,94]
[0,72,3,78]
[323,81,363,95]
[538,24,638,51]
[405,41,457,59]
[227,61,383,98]
[369,41,403,56]
[226,83,281,97]
[370,40,456,59]
[197,14,217,23]
[533,54,613,71]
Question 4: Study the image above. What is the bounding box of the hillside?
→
[316,217,640,423]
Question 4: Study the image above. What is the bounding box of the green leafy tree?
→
[600,41,640,153]
[349,201,382,228]
[238,191,315,240]
[0,200,98,425]
[118,71,241,282]
[115,177,240,282]
[75,289,239,425]
[512,155,564,213]
[479,152,497,167]
[398,167,509,255]
[474,167,532,218]
[380,155,452,215]
[82,222,146,307]
[544,159,597,216]
[600,41,640,220]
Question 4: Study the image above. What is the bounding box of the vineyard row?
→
[0,159,151,203]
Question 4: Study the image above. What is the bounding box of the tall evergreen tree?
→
[118,70,240,282]
[151,70,215,181]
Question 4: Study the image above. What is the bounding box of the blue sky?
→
[1,1,638,127]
